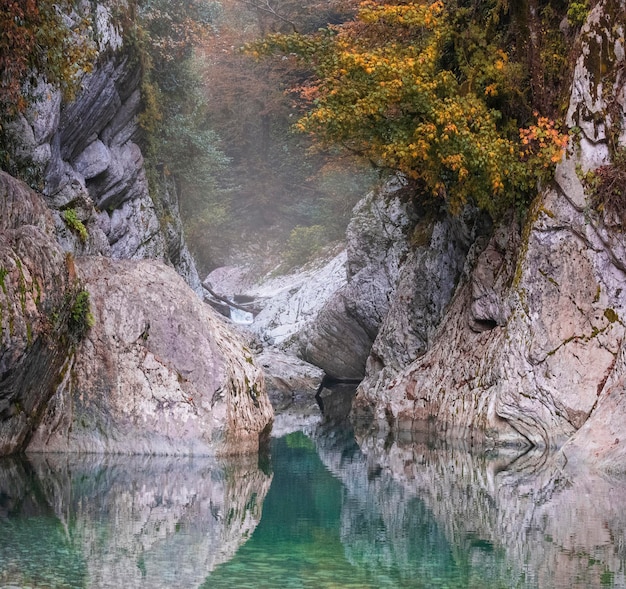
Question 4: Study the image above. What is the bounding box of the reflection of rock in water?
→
[351,432,626,589]
[316,381,358,424]
[0,456,89,588]
[0,454,272,589]
[313,424,507,587]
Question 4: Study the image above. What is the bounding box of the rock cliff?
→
[0,172,272,455]
[0,2,272,456]
[352,0,626,471]
[0,171,77,454]
[3,2,201,293]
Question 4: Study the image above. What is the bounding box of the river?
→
[0,405,625,588]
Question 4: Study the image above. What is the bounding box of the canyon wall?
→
[350,0,626,471]
[0,2,272,455]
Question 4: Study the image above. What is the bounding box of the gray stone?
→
[58,59,124,162]
[28,257,273,456]
[87,142,144,210]
[106,183,166,260]
[95,3,123,51]
[297,289,374,380]
[0,172,75,454]
[292,178,421,378]
[241,250,348,347]
[256,348,324,398]
[24,82,61,144]
[73,139,111,179]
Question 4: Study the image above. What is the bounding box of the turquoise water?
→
[0,424,625,589]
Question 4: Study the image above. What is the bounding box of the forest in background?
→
[143,0,377,274]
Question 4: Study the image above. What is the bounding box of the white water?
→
[230,307,254,324]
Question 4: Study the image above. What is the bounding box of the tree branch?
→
[236,0,299,33]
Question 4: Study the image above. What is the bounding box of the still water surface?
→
[0,421,625,589]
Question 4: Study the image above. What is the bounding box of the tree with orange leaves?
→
[249,0,569,218]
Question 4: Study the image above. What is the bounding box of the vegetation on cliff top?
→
[248,0,578,218]
[0,0,589,269]
[0,0,95,114]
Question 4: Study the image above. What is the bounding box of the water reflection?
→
[347,431,626,589]
[1,419,625,588]
[0,453,271,589]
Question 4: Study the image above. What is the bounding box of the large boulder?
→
[0,170,272,457]
[28,257,273,456]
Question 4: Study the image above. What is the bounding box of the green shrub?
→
[567,2,589,27]
[62,209,89,242]
[68,288,94,338]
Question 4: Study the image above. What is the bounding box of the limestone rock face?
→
[354,0,626,462]
[297,290,373,379]
[256,349,324,398]
[28,257,273,456]
[4,3,201,293]
[241,250,349,347]
[359,208,488,397]
[295,177,421,378]
[343,176,419,339]
[0,172,75,454]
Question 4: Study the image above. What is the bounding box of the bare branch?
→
[236,0,299,33]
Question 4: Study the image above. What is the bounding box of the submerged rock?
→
[28,257,273,456]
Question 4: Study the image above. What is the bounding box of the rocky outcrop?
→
[211,175,481,381]
[207,251,362,377]
[359,206,489,396]
[226,250,348,347]
[353,1,626,466]
[0,172,78,454]
[28,257,273,456]
[0,2,271,457]
[0,170,272,456]
[256,349,324,401]
[3,2,201,293]
[294,177,419,378]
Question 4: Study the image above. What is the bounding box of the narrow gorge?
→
[2,0,626,473]
[2,2,626,585]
